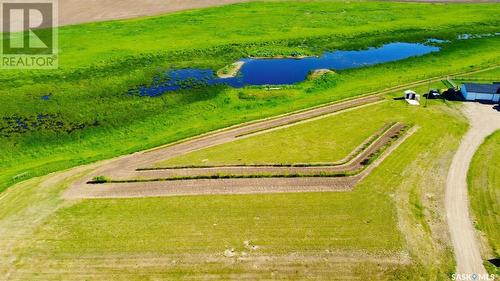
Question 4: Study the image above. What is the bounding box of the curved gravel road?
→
[446,102,500,276]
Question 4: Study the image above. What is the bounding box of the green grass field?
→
[0,96,467,280]
[468,131,500,274]
[454,67,500,84]
[0,1,499,192]
[158,103,392,167]
[1,1,500,279]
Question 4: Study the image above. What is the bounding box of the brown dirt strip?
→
[65,125,417,199]
[118,124,406,180]
[69,177,355,199]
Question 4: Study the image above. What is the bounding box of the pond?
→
[131,42,440,97]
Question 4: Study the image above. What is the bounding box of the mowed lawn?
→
[0,98,466,280]
[158,102,391,167]
[468,131,500,270]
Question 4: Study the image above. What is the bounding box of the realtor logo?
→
[1,0,58,69]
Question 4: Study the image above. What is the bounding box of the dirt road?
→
[445,102,500,276]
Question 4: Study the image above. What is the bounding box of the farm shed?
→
[461,83,500,102]
[404,90,420,105]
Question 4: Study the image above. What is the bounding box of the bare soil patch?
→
[217,61,245,78]
[309,69,335,79]
[58,0,250,27]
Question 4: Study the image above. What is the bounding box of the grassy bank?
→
[1,37,499,192]
[468,131,500,275]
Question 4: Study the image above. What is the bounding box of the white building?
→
[404,90,420,105]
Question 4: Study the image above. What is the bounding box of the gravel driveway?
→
[445,102,500,276]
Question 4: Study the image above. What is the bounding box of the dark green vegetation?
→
[442,79,455,89]
[1,1,499,192]
[468,131,500,275]
[1,98,466,279]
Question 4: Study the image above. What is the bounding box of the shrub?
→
[91,176,110,184]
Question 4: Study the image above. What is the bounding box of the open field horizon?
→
[40,0,500,28]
